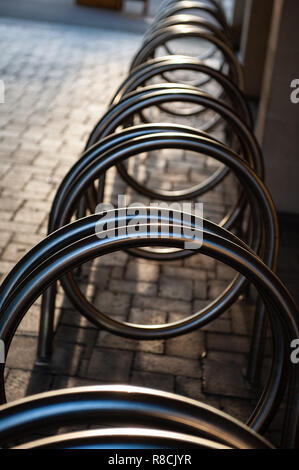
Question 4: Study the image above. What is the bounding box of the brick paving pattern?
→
[0,15,286,447]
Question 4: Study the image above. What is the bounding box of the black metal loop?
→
[0,385,273,449]
[112,56,252,125]
[1,0,297,450]
[154,1,231,38]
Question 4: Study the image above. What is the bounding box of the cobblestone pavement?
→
[0,16,287,447]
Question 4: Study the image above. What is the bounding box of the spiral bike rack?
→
[45,0,282,411]
[83,1,269,385]
[1,0,297,449]
[35,1,273,389]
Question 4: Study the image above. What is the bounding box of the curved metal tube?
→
[0,385,272,449]
[154,1,231,38]
[145,15,232,49]
[112,56,252,126]
[157,0,228,22]
[15,428,230,449]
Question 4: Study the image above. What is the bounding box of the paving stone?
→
[159,276,193,301]
[208,280,230,299]
[194,280,208,300]
[128,307,167,325]
[162,265,207,282]
[55,291,75,310]
[175,377,222,409]
[98,251,128,267]
[26,370,53,396]
[125,260,160,282]
[12,232,43,246]
[192,299,210,312]
[175,376,204,402]
[0,220,38,234]
[5,369,32,402]
[230,301,255,336]
[135,352,202,379]
[54,325,98,352]
[219,397,253,422]
[132,295,192,315]
[109,279,157,297]
[52,375,103,390]
[0,197,23,213]
[51,341,84,376]
[0,260,17,282]
[203,352,253,399]
[23,180,53,196]
[97,330,164,354]
[131,371,174,392]
[81,262,111,288]
[1,242,29,262]
[166,314,206,359]
[13,207,47,226]
[206,333,250,354]
[94,290,131,318]
[86,348,133,382]
[6,335,37,371]
[59,308,96,329]
[184,254,216,271]
[0,230,11,249]
[110,266,124,280]
[16,303,41,336]
[201,317,232,334]
[216,263,236,281]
